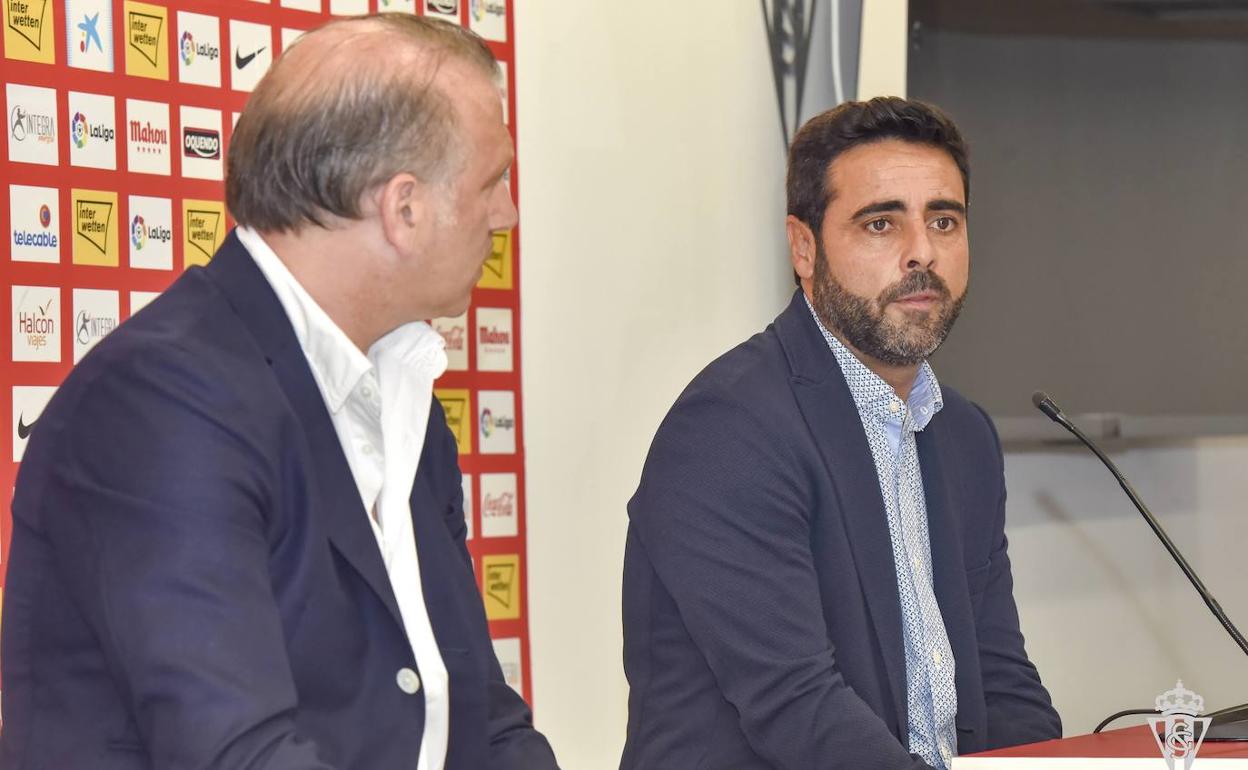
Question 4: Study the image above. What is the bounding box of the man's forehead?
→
[825,140,964,206]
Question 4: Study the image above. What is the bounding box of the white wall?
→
[515,5,791,767]
[516,4,1248,768]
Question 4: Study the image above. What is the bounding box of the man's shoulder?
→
[676,323,791,411]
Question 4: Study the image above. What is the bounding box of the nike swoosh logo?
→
[17,413,36,440]
[235,46,266,70]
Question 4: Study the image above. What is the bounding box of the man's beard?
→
[810,241,966,367]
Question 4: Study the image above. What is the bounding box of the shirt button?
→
[362,444,375,456]
[933,649,943,665]
[361,385,374,400]
[889,401,901,414]
[941,745,952,761]
[396,667,421,695]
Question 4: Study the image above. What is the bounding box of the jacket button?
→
[396,667,422,695]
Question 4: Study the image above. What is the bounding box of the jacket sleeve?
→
[629,390,932,770]
[971,405,1063,749]
[29,345,340,770]
[430,400,561,770]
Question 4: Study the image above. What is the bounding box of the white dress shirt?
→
[237,226,451,770]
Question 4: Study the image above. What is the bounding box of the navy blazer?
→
[0,232,558,770]
[621,291,1060,770]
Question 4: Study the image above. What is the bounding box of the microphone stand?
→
[1033,391,1248,740]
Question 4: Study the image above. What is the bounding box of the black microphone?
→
[1032,391,1248,740]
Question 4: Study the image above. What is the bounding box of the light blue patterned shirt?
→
[806,297,958,769]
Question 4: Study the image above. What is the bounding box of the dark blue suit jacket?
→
[0,232,558,770]
[621,291,1060,770]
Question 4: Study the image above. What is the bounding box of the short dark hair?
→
[786,97,970,257]
[227,14,499,233]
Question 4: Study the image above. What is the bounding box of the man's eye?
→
[867,219,889,233]
[932,216,956,231]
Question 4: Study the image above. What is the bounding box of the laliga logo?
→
[130,215,146,249]
[481,407,494,437]
[180,31,194,65]
[71,111,88,148]
[1150,681,1209,770]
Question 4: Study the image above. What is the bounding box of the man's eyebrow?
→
[850,200,905,219]
[927,198,967,215]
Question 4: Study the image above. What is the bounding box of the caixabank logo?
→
[71,188,119,266]
[9,184,60,263]
[12,285,61,362]
[183,199,224,267]
[5,0,56,63]
[67,91,117,170]
[66,0,113,72]
[124,0,167,79]
[176,11,221,87]
[129,194,172,270]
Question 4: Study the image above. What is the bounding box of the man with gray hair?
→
[0,15,559,770]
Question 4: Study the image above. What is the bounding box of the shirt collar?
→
[236,226,446,413]
[803,293,943,431]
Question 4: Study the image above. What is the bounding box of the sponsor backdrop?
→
[1,0,532,719]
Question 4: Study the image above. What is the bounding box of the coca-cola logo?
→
[483,491,514,519]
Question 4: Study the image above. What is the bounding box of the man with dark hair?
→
[1,15,559,770]
[621,97,1061,769]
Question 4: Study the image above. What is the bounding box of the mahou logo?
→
[129,118,168,151]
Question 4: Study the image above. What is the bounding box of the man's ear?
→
[376,172,428,254]
[786,215,817,282]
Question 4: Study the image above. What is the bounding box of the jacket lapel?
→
[204,232,405,632]
[775,290,908,735]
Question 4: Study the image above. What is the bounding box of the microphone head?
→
[1032,390,1065,423]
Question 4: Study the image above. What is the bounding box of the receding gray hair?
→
[225,14,499,232]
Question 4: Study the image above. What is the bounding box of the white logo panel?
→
[12,285,61,363]
[468,0,506,42]
[229,20,272,93]
[67,91,117,170]
[129,290,160,316]
[424,0,459,22]
[477,389,515,454]
[328,0,367,14]
[462,473,473,540]
[475,307,512,372]
[491,637,523,695]
[179,105,223,180]
[125,98,171,175]
[479,471,517,537]
[433,312,468,372]
[66,0,114,72]
[127,195,173,270]
[9,184,60,264]
[177,11,222,88]
[12,386,57,461]
[7,83,59,166]
[72,288,120,363]
[279,0,320,11]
